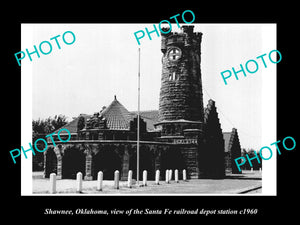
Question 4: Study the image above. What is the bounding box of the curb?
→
[219,184,262,194]
[237,185,262,194]
[227,184,262,194]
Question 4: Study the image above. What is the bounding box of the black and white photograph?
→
[4,5,298,219]
[20,23,276,195]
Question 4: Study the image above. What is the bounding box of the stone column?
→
[53,146,62,179]
[180,146,199,179]
[121,145,130,181]
[56,156,62,179]
[43,151,47,178]
[84,152,93,181]
[154,148,161,172]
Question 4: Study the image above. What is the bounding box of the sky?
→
[22,23,277,150]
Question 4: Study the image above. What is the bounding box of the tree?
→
[32,115,68,171]
[241,148,262,170]
[32,114,68,139]
[51,115,68,131]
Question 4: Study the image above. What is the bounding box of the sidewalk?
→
[32,171,262,195]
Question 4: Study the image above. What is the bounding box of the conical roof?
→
[100,95,134,130]
[51,96,159,133]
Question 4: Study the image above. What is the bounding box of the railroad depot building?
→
[43,25,242,180]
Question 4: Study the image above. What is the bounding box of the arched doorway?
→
[44,147,57,178]
[62,146,85,179]
[92,145,122,180]
[160,146,185,179]
[129,145,155,180]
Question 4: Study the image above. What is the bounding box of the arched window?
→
[169,72,177,81]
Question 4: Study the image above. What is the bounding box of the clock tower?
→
[154,25,205,178]
[155,25,204,137]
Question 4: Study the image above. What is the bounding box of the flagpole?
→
[137,48,140,187]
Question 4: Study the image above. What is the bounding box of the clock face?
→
[167,47,182,61]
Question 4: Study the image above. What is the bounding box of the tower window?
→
[169,72,177,81]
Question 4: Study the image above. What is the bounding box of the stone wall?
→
[159,26,204,122]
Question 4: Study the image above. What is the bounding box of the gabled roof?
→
[130,110,159,131]
[54,113,90,134]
